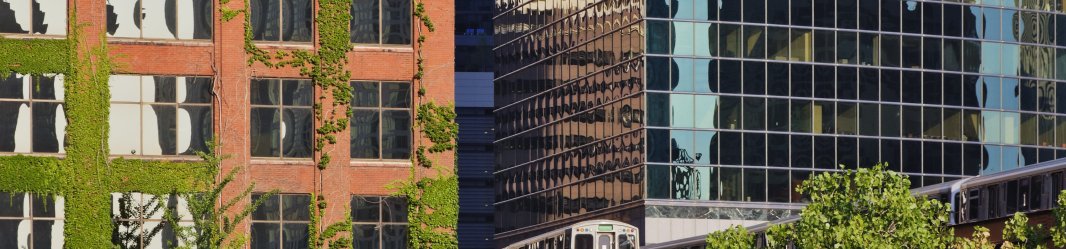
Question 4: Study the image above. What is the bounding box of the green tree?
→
[705,225,754,249]
[1052,190,1066,247]
[1002,212,1048,249]
[765,164,954,248]
[954,226,996,249]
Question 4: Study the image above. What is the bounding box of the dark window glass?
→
[881,139,901,171]
[924,142,943,175]
[859,103,878,136]
[881,69,900,102]
[902,0,921,34]
[902,71,922,104]
[743,97,765,130]
[744,132,765,166]
[720,0,740,22]
[812,30,835,64]
[767,62,789,96]
[744,26,766,59]
[902,105,922,138]
[859,33,878,66]
[647,92,669,127]
[901,140,922,175]
[251,0,311,42]
[881,0,900,32]
[767,98,788,132]
[791,100,812,133]
[743,61,765,94]
[767,0,789,25]
[837,0,857,29]
[792,135,812,168]
[351,81,413,160]
[720,60,741,93]
[924,73,942,105]
[859,68,878,101]
[381,0,411,44]
[814,136,834,169]
[252,194,311,249]
[814,65,834,98]
[647,20,671,55]
[837,32,858,64]
[944,4,963,37]
[837,67,857,99]
[352,195,409,249]
[720,132,741,165]
[791,64,812,97]
[0,193,62,249]
[945,143,962,175]
[901,36,921,68]
[924,38,942,70]
[646,164,670,198]
[647,57,670,91]
[768,134,789,166]
[923,2,942,35]
[859,0,878,31]
[351,0,381,43]
[792,0,812,26]
[720,167,742,201]
[647,129,670,163]
[744,168,766,202]
[880,35,900,67]
[813,0,834,28]
[838,137,857,168]
[881,105,901,137]
[251,78,312,158]
[744,0,765,23]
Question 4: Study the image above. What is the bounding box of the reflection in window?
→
[0,0,66,35]
[251,0,311,42]
[109,75,213,156]
[351,81,412,160]
[352,0,412,45]
[106,0,211,39]
[251,194,311,249]
[250,78,313,158]
[0,192,63,248]
[352,196,408,249]
[111,192,194,248]
[0,73,65,153]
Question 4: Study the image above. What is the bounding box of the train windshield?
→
[618,234,636,249]
[576,234,594,249]
[597,233,613,249]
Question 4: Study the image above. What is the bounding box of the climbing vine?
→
[395,1,460,248]
[0,7,217,247]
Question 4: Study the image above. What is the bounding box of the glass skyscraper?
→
[493,0,1066,245]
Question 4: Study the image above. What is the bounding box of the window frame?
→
[0,73,66,154]
[250,193,312,249]
[350,80,413,161]
[351,195,409,249]
[104,0,213,40]
[0,0,67,36]
[249,78,315,159]
[110,192,195,249]
[249,0,314,43]
[108,74,214,157]
[350,0,413,46]
[0,192,64,248]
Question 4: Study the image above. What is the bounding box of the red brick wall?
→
[69,0,455,242]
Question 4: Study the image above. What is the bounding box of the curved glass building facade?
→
[495,0,1066,246]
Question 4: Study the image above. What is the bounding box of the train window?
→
[575,235,594,249]
[598,234,613,249]
[1032,176,1045,210]
[1055,172,1064,207]
[986,185,998,220]
[618,234,636,249]
[1020,178,1031,211]
[1007,180,1019,214]
[966,189,979,221]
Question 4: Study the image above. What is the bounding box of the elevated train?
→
[504,220,640,249]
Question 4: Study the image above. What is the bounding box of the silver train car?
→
[504,220,640,249]
[912,158,1066,225]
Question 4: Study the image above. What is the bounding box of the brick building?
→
[0,0,453,247]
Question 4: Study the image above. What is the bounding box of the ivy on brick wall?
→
[0,9,217,247]
[397,1,459,248]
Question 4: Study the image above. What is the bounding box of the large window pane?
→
[351,0,381,43]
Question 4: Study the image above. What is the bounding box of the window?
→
[0,192,63,248]
[351,0,411,45]
[250,0,312,42]
[111,192,193,248]
[105,0,212,39]
[108,75,213,156]
[0,73,65,153]
[251,193,311,249]
[351,81,411,160]
[352,196,408,249]
[250,78,313,158]
[0,0,66,35]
